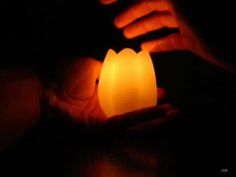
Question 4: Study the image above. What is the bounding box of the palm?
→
[47,58,106,124]
[47,57,172,128]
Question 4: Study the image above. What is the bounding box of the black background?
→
[0,0,234,177]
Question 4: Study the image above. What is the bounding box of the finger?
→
[123,13,177,39]
[159,103,173,111]
[47,85,106,124]
[47,90,90,123]
[114,0,170,28]
[157,87,166,102]
[99,0,118,5]
[127,109,180,132]
[46,90,74,113]
[99,106,166,133]
[141,33,186,53]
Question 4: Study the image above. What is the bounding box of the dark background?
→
[0,0,234,177]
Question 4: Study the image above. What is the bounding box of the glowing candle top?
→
[98,48,157,117]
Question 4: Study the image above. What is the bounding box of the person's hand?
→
[46,58,106,125]
[0,70,41,151]
[99,0,204,54]
[100,0,234,71]
[46,58,179,130]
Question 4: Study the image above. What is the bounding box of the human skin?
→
[0,70,41,151]
[46,58,176,125]
[0,58,178,151]
[99,0,235,72]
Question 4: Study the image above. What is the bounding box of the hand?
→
[47,58,179,129]
[0,70,41,151]
[99,0,201,53]
[47,58,106,125]
[100,0,235,71]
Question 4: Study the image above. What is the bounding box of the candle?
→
[98,48,157,117]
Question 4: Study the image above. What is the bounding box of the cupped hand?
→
[99,0,199,53]
[46,58,106,125]
[100,0,234,71]
[46,58,179,129]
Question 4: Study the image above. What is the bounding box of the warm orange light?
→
[98,48,157,118]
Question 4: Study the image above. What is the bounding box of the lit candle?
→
[98,48,157,117]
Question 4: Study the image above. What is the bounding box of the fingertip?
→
[157,87,166,101]
[123,29,135,39]
[46,91,58,106]
[113,17,124,29]
[141,42,154,52]
[99,0,117,5]
[141,43,147,50]
[160,103,173,111]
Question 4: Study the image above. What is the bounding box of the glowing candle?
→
[98,48,157,117]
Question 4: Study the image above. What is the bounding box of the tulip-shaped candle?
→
[98,48,157,117]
